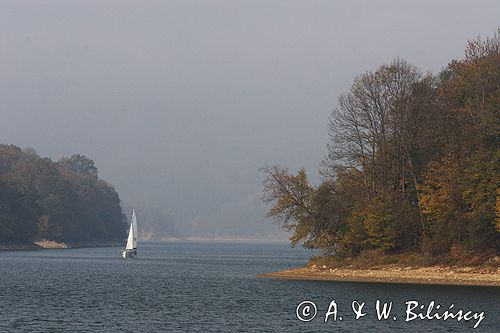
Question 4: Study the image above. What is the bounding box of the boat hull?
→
[121,249,137,259]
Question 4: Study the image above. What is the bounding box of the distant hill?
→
[121,202,177,241]
[0,145,127,243]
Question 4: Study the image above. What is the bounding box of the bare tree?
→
[322,59,431,220]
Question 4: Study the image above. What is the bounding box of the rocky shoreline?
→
[0,240,123,251]
[259,264,500,287]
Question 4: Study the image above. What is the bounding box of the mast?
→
[131,209,138,250]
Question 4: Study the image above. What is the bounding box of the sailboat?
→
[122,209,138,258]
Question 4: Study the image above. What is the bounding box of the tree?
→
[0,144,126,243]
[59,154,98,178]
[261,165,314,247]
[320,59,431,251]
[419,30,500,253]
[263,30,500,258]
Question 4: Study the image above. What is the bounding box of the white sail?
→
[125,219,135,250]
[131,209,138,249]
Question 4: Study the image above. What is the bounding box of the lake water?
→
[1,241,498,332]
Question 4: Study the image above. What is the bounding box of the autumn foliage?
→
[0,146,127,242]
[263,31,500,257]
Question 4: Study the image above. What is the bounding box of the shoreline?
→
[0,238,287,251]
[0,240,123,251]
[258,265,500,287]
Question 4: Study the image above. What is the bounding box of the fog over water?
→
[1,1,499,238]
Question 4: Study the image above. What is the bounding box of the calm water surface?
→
[1,241,498,332]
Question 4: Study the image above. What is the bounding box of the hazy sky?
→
[1,0,499,237]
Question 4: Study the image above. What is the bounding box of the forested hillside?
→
[0,145,126,243]
[263,31,500,259]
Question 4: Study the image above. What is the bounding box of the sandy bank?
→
[259,265,500,287]
[35,240,69,249]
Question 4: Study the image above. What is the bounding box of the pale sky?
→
[1,0,499,237]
